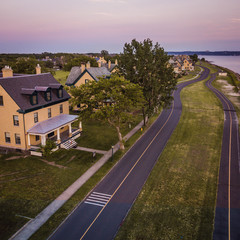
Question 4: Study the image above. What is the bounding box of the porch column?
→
[79,121,82,132]
[57,128,61,144]
[68,123,72,137]
[41,135,46,146]
[27,134,31,146]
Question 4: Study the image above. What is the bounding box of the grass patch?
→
[116,74,223,239]
[74,115,143,151]
[0,149,101,240]
[54,70,69,86]
[200,61,218,74]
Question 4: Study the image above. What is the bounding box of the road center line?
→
[206,75,232,240]
[79,95,176,240]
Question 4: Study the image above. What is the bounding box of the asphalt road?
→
[206,74,240,240]
[49,67,210,240]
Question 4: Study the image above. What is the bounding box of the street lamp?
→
[111,145,114,161]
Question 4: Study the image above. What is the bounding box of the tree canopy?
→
[118,38,177,117]
[69,75,145,150]
[190,54,198,64]
[63,56,98,71]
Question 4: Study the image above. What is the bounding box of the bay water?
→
[199,55,240,74]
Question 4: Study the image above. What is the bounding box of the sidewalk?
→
[75,146,107,155]
[10,119,146,240]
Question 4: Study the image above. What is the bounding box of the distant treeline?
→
[168,51,240,56]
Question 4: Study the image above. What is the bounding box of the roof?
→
[27,114,78,134]
[66,67,111,86]
[87,67,111,81]
[0,73,70,113]
[66,66,83,85]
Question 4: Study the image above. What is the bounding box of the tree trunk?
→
[142,106,146,126]
[116,126,125,150]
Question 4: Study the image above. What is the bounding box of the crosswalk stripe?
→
[84,201,105,207]
[85,198,108,205]
[92,192,111,197]
[88,196,108,202]
[90,194,110,200]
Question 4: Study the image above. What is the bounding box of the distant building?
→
[169,55,194,74]
[219,72,227,77]
[66,59,118,87]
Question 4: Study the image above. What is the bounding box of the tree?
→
[40,139,56,157]
[69,75,145,150]
[12,58,49,74]
[190,54,198,64]
[101,50,109,58]
[118,39,177,122]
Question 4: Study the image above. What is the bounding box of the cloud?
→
[231,18,240,23]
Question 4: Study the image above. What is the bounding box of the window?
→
[85,79,90,84]
[5,132,10,143]
[60,104,63,114]
[15,134,21,145]
[47,132,54,138]
[0,96,3,106]
[45,90,51,101]
[58,88,63,98]
[35,135,40,141]
[48,108,51,118]
[34,112,38,123]
[31,93,38,105]
[13,115,19,126]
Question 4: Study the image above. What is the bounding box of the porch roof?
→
[27,114,78,134]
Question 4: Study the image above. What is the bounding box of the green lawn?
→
[0,149,101,240]
[54,70,69,85]
[116,70,223,239]
[75,115,143,151]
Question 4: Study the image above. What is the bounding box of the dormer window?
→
[45,89,51,101]
[57,87,63,98]
[30,93,38,105]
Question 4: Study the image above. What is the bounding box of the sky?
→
[1,0,240,53]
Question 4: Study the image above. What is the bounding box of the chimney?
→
[36,64,41,74]
[108,60,111,70]
[115,59,118,65]
[86,61,90,69]
[98,61,101,68]
[81,63,85,73]
[2,66,13,78]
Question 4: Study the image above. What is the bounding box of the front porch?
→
[27,114,82,156]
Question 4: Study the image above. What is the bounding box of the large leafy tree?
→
[69,75,145,150]
[118,39,177,122]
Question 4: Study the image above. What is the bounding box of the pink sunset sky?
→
[1,0,239,53]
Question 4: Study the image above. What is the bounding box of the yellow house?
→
[183,59,194,71]
[0,66,81,155]
[66,61,112,87]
